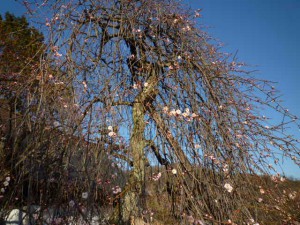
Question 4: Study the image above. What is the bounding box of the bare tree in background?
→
[1,0,300,224]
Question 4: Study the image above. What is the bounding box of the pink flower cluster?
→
[1,176,11,197]
[52,46,62,57]
[152,172,162,181]
[112,186,122,194]
[162,107,198,121]
[108,126,117,137]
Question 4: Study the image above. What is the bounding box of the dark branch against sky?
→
[186,0,300,178]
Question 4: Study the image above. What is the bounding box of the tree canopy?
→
[0,12,44,99]
[1,1,300,224]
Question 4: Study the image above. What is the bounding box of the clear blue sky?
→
[1,0,299,178]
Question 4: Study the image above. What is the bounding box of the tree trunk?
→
[120,67,159,224]
[121,99,146,224]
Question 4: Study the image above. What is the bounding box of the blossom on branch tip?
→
[112,186,122,194]
[194,144,201,149]
[69,200,75,207]
[194,12,201,18]
[169,109,176,116]
[182,112,189,118]
[191,113,197,118]
[223,164,229,173]
[54,52,62,57]
[224,183,233,193]
[171,169,177,174]
[163,106,169,113]
[259,188,265,194]
[288,191,297,200]
[82,81,87,89]
[82,192,88,199]
[249,219,255,223]
[152,172,161,181]
[176,109,181,115]
[108,131,117,137]
[53,121,60,127]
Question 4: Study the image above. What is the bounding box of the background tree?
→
[2,0,300,224]
[0,12,44,102]
[0,12,45,186]
[0,12,127,223]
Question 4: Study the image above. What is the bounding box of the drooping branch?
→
[146,104,192,172]
[146,140,170,166]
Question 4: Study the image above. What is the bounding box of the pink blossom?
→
[176,109,181,115]
[152,172,162,181]
[54,52,62,57]
[191,113,198,118]
[187,215,194,224]
[224,183,233,193]
[182,112,189,118]
[194,144,201,149]
[112,186,122,194]
[82,192,88,199]
[108,131,116,137]
[133,83,138,89]
[171,169,177,175]
[259,188,265,194]
[194,12,201,18]
[169,109,176,116]
[163,106,169,113]
[69,200,75,207]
